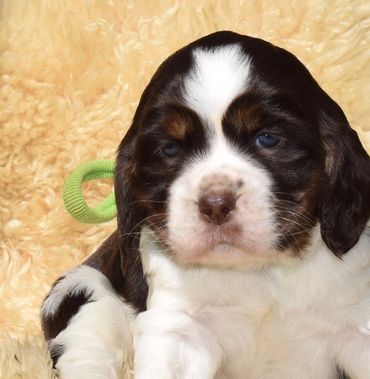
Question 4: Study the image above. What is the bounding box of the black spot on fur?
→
[336,366,351,379]
[49,343,65,367]
[42,289,92,341]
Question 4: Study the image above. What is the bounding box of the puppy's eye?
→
[255,133,280,149]
[161,142,181,157]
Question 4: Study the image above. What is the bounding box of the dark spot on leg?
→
[42,289,93,341]
[336,366,351,379]
[49,343,66,367]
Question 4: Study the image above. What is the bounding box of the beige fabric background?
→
[0,1,369,378]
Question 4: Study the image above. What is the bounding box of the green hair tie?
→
[63,160,117,223]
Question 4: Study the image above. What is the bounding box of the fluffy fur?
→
[137,227,370,378]
[1,1,369,378]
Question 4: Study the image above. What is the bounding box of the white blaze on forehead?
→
[183,44,251,128]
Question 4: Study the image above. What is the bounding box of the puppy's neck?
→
[139,226,370,310]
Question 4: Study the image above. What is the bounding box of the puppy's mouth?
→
[169,222,254,263]
[148,216,239,249]
[203,227,244,253]
[208,222,242,239]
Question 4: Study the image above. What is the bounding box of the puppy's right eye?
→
[161,142,181,157]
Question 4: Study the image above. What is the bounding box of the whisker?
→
[277,215,314,229]
[275,210,316,226]
[127,213,168,234]
[277,224,301,248]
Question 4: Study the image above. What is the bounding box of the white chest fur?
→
[134,227,370,379]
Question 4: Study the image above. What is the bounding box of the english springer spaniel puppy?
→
[41,31,370,379]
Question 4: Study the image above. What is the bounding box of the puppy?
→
[41,31,370,379]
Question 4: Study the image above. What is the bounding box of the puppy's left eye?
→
[255,133,280,149]
[161,142,181,157]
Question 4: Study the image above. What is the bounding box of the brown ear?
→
[113,124,148,311]
[318,100,370,256]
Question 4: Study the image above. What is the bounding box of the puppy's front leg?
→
[133,308,223,379]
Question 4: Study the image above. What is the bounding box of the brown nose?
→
[198,191,236,225]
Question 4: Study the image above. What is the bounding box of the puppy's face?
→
[115,32,370,269]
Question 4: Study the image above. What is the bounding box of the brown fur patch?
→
[223,94,263,134]
[163,107,194,141]
[276,169,327,255]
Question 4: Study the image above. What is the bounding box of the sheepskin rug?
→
[1,1,369,378]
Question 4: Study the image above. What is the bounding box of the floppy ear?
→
[113,123,148,310]
[318,99,370,256]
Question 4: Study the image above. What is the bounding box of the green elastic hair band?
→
[63,160,117,223]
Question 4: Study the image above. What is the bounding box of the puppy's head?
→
[115,31,370,269]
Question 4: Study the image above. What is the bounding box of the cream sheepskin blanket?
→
[1,1,369,378]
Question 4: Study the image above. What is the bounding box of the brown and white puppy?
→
[41,31,370,379]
